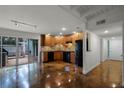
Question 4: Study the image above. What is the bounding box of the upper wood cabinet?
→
[54,36,66,45]
[45,35,55,46]
[41,35,45,46]
[42,32,84,46]
[65,35,72,43]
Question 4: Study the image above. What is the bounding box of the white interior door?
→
[109,39,122,61]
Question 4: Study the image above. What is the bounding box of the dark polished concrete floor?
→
[0,60,122,88]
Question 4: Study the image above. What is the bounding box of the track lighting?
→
[11,20,37,29]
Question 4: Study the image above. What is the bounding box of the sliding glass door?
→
[0,36,38,67]
[0,36,1,68]
[2,37,17,67]
[28,39,38,63]
[18,38,38,65]
[18,38,29,65]
[0,36,39,88]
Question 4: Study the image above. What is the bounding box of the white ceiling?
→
[0,5,123,38]
[0,5,84,35]
[60,5,124,38]
[67,5,123,20]
[91,22,123,38]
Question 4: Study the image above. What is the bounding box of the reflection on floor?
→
[6,56,28,67]
[0,60,122,88]
[0,63,39,88]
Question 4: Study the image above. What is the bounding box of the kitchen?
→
[41,31,84,67]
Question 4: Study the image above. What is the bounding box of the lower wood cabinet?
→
[54,51,63,61]
[70,52,75,64]
[43,52,48,62]
[43,51,75,63]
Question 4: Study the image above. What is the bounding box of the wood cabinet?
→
[54,51,63,61]
[42,51,75,64]
[70,52,75,64]
[71,32,84,42]
[65,35,72,43]
[43,52,48,62]
[45,35,55,46]
[41,35,45,46]
[43,32,84,46]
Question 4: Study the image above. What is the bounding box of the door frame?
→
[0,36,2,68]
[0,35,39,68]
[122,21,124,87]
[0,36,17,68]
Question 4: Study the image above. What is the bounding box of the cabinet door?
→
[70,52,75,64]
[54,52,59,61]
[54,52,57,61]
[54,52,63,61]
[43,52,48,62]
[60,52,63,60]
[45,36,55,46]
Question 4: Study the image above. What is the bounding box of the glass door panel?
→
[28,39,38,63]
[18,38,28,65]
[0,36,2,88]
[0,36,1,68]
[2,37,16,67]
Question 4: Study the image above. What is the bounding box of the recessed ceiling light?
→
[104,30,109,34]
[62,27,66,31]
[112,37,115,39]
[60,32,62,35]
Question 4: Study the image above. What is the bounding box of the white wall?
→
[108,38,122,61]
[101,38,108,62]
[83,31,101,74]
[0,27,41,63]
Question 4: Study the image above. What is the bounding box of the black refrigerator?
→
[63,52,70,63]
[75,40,83,67]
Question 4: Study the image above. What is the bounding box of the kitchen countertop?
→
[41,50,75,52]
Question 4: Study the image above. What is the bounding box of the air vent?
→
[96,19,106,25]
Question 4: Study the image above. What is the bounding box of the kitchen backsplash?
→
[41,43,75,51]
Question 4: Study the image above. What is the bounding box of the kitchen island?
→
[41,51,75,64]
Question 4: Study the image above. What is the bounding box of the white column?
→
[122,21,124,87]
[38,36,41,63]
[83,22,87,74]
